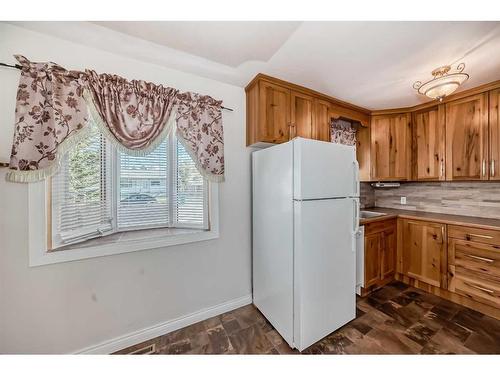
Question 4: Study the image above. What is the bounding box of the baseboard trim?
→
[74,294,253,354]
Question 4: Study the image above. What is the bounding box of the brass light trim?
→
[413,63,469,102]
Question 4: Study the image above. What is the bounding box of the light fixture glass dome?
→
[413,63,469,101]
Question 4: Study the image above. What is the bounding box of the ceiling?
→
[93,21,302,67]
[10,21,500,110]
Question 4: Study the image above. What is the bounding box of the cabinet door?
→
[364,232,381,288]
[370,113,411,181]
[258,81,291,144]
[381,227,396,279]
[356,125,371,181]
[312,99,332,142]
[401,219,447,288]
[445,93,489,180]
[490,89,500,180]
[291,91,314,139]
[412,106,446,180]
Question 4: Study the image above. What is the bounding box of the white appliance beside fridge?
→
[252,137,360,351]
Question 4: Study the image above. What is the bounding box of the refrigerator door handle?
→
[353,160,360,197]
[353,199,360,235]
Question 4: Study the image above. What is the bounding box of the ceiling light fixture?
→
[413,63,469,101]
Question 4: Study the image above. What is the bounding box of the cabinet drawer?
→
[449,273,500,309]
[364,218,396,235]
[448,225,500,246]
[449,239,500,283]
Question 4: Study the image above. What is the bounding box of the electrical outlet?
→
[400,196,407,205]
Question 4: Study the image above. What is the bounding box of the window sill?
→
[30,227,219,267]
[28,180,219,267]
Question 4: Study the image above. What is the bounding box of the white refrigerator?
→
[252,137,360,351]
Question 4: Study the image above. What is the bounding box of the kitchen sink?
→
[360,210,387,219]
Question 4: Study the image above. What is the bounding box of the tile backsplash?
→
[360,182,500,220]
[360,182,375,208]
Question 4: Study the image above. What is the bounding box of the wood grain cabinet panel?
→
[445,93,489,180]
[363,219,397,293]
[356,124,371,182]
[290,91,314,139]
[489,88,500,180]
[364,233,382,288]
[313,99,332,142]
[412,106,446,180]
[448,237,500,309]
[258,81,291,144]
[401,219,447,288]
[370,113,411,181]
[245,74,371,147]
[381,226,397,279]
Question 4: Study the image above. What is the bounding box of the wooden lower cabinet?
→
[400,219,447,288]
[361,216,500,318]
[362,219,397,293]
[381,226,397,279]
[364,232,382,288]
[448,226,500,309]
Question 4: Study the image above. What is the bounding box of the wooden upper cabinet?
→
[258,81,291,144]
[356,124,371,182]
[489,89,500,180]
[412,106,446,181]
[313,99,332,142]
[445,93,489,180]
[290,91,314,139]
[245,74,370,147]
[370,113,411,181]
[401,219,447,288]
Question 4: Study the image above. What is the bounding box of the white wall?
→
[0,23,252,354]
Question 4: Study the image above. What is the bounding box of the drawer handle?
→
[466,233,493,239]
[463,281,495,295]
[463,254,495,263]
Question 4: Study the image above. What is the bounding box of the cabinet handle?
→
[466,233,493,239]
[441,226,445,244]
[482,159,486,177]
[440,160,444,178]
[463,254,494,263]
[492,160,496,177]
[463,281,495,295]
[289,123,296,140]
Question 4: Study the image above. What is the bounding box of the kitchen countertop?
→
[360,207,500,231]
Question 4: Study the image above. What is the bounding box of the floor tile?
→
[114,283,500,355]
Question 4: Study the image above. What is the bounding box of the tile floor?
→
[114,282,500,354]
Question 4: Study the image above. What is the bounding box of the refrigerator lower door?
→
[293,198,357,351]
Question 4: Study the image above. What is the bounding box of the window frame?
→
[28,136,219,267]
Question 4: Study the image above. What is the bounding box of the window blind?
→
[51,125,112,247]
[174,141,208,229]
[117,141,170,230]
[51,130,209,250]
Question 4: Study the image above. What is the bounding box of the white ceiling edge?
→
[6,21,500,111]
[8,21,259,88]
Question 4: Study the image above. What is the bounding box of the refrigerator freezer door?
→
[293,138,359,200]
[293,198,357,351]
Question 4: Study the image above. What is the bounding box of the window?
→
[49,123,209,250]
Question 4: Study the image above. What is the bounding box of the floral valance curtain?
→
[330,118,357,146]
[7,55,224,183]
